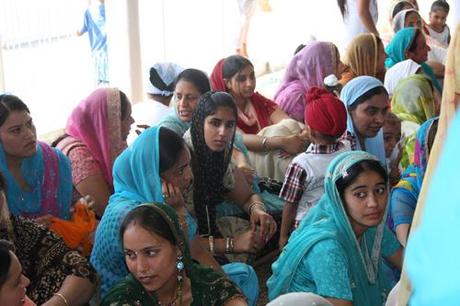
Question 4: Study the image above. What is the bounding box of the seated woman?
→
[0,94,72,223]
[55,87,134,217]
[385,27,443,94]
[0,239,35,306]
[185,92,277,256]
[267,151,403,306]
[274,41,345,122]
[340,33,387,85]
[91,126,259,305]
[102,204,247,306]
[390,118,438,246]
[158,68,210,136]
[391,74,439,167]
[211,56,309,181]
[340,76,389,165]
[0,173,96,305]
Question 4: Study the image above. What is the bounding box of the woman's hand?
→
[280,132,309,155]
[162,181,185,210]
[250,208,277,242]
[233,230,263,253]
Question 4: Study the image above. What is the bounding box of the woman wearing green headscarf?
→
[267,151,403,306]
[385,27,443,94]
[102,203,247,306]
[391,74,439,167]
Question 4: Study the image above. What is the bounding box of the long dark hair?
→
[175,69,211,95]
[190,92,237,235]
[0,239,14,289]
[337,0,347,17]
[0,94,30,128]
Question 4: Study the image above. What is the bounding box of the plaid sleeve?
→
[279,163,307,203]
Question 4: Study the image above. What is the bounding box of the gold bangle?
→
[248,201,266,216]
[54,293,69,306]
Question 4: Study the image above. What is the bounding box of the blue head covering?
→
[91,126,197,296]
[405,110,460,305]
[267,151,391,304]
[385,27,442,93]
[340,76,387,165]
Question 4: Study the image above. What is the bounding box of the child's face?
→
[383,121,402,158]
[429,9,448,30]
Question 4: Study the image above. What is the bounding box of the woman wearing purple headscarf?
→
[274,42,345,122]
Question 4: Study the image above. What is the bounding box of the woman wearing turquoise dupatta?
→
[385,27,443,94]
[91,126,259,305]
[267,151,403,305]
[102,203,247,306]
[390,117,438,246]
[0,94,72,221]
[340,76,389,166]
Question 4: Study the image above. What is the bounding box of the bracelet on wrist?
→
[225,237,231,253]
[208,235,215,254]
[248,201,267,216]
[54,293,69,306]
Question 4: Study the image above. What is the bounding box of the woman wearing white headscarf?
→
[384,59,421,97]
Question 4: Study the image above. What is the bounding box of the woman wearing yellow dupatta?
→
[398,23,460,305]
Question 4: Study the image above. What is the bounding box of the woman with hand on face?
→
[55,87,134,217]
[91,126,259,305]
[184,91,277,260]
[0,94,72,225]
[267,151,403,306]
[102,203,248,306]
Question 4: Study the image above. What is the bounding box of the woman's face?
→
[123,223,179,293]
[174,80,202,122]
[405,12,422,29]
[224,65,256,100]
[350,93,389,138]
[121,101,134,141]
[406,33,430,63]
[0,110,37,158]
[0,252,30,306]
[343,169,388,234]
[160,146,193,195]
[204,106,236,152]
[376,41,386,75]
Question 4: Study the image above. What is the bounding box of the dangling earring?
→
[176,255,184,304]
[176,255,184,274]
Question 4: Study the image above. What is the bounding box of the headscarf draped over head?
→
[210,58,226,91]
[391,74,437,125]
[392,9,421,33]
[342,33,381,81]
[146,62,184,96]
[65,87,127,187]
[340,76,387,165]
[91,127,195,296]
[384,59,421,97]
[390,117,438,229]
[267,151,391,304]
[275,41,339,122]
[304,87,347,137]
[385,27,443,93]
[267,292,332,306]
[190,92,236,236]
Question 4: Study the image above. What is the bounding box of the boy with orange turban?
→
[279,87,350,249]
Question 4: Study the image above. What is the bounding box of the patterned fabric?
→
[390,118,438,229]
[279,163,307,204]
[101,203,244,306]
[275,42,339,122]
[60,87,127,190]
[267,151,401,305]
[0,141,72,219]
[0,216,96,305]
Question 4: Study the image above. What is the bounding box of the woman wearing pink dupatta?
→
[55,88,134,217]
[275,42,345,122]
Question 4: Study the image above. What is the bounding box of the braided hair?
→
[190,91,237,236]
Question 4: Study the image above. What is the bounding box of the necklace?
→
[158,273,183,306]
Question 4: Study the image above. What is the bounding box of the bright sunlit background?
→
[0,0,458,137]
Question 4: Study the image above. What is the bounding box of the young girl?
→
[211,56,308,181]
